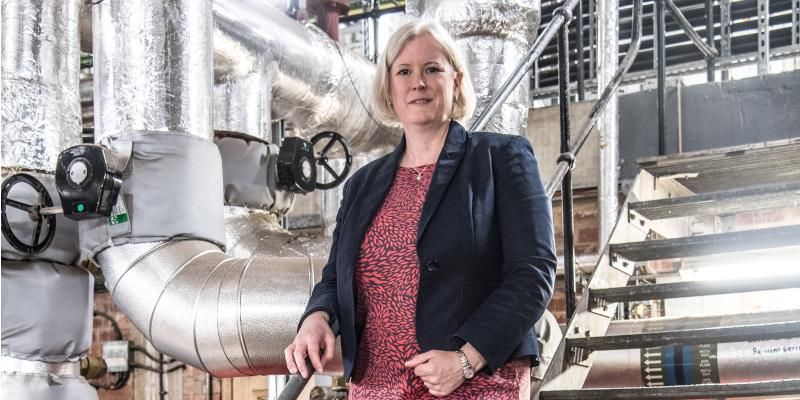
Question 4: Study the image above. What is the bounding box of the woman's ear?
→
[454,71,464,99]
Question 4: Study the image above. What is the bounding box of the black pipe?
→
[545,0,643,197]
[576,0,586,101]
[557,16,577,320]
[705,0,715,81]
[207,373,214,400]
[656,0,667,155]
[159,353,166,400]
[278,358,316,400]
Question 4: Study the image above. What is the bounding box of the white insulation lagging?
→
[96,240,343,376]
[1,0,82,170]
[407,0,541,137]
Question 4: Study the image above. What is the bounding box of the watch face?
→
[464,369,475,379]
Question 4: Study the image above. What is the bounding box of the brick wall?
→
[92,292,223,400]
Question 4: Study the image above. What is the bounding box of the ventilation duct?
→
[407,0,541,136]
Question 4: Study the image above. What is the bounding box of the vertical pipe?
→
[93,0,213,141]
[577,0,586,101]
[557,19,577,320]
[207,373,214,400]
[757,0,770,76]
[656,0,667,155]
[705,0,715,82]
[598,0,620,243]
[720,0,732,80]
[589,0,596,79]
[371,0,379,63]
[159,353,166,400]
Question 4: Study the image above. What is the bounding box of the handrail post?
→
[556,7,577,321]
[576,0,586,101]
[656,0,667,155]
[706,0,715,81]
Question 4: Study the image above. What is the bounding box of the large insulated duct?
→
[213,0,400,152]
[584,310,800,388]
[597,0,620,242]
[407,0,541,136]
[2,0,83,171]
[1,1,97,399]
[91,0,342,377]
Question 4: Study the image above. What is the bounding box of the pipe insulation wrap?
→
[1,0,82,171]
[407,0,541,136]
[212,0,401,152]
[97,240,343,376]
[80,131,226,254]
[214,67,273,142]
[92,0,213,140]
[217,137,293,212]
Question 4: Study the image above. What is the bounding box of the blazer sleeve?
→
[297,178,353,333]
[453,135,557,372]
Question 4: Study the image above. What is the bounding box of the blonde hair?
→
[370,20,476,126]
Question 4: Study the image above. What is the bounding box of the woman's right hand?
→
[284,311,335,378]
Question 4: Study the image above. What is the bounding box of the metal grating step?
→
[637,139,800,193]
[610,225,800,261]
[590,274,800,303]
[567,321,800,352]
[539,379,800,400]
[629,181,800,220]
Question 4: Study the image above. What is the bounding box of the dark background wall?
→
[618,69,800,181]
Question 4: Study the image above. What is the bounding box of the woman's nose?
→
[412,76,426,90]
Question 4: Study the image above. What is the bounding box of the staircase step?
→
[638,138,800,193]
[567,321,800,352]
[610,225,800,261]
[539,379,800,400]
[629,181,800,220]
[590,275,800,303]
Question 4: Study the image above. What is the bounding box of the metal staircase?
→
[536,138,800,399]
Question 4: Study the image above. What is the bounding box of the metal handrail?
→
[665,0,719,58]
[545,0,643,198]
[469,0,580,132]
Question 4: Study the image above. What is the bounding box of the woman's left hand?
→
[405,350,464,397]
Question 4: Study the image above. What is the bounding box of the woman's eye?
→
[397,69,410,75]
[426,67,442,73]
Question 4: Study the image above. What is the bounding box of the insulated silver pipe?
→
[97,240,342,376]
[585,311,800,388]
[1,0,82,171]
[92,0,213,140]
[213,0,400,151]
[214,70,273,141]
[407,0,541,136]
[597,0,620,244]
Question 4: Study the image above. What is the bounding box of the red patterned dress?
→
[349,165,530,400]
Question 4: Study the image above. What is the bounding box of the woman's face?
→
[388,33,462,130]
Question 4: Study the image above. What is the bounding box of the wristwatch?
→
[455,349,475,379]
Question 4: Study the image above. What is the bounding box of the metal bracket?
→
[610,253,636,275]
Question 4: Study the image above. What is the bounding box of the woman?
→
[285,20,556,399]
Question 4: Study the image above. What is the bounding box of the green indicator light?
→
[76,203,85,212]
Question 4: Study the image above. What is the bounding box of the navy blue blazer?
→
[301,121,556,380]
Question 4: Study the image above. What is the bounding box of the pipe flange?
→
[553,7,574,24]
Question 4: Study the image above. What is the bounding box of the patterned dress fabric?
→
[349,165,530,400]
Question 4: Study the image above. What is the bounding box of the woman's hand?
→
[405,350,463,397]
[284,311,335,378]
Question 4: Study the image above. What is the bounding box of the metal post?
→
[577,0,586,100]
[705,0,715,82]
[557,17,577,320]
[159,353,166,400]
[721,0,732,80]
[656,0,667,155]
[589,0,596,79]
[598,0,620,244]
[757,0,770,75]
[207,373,214,400]
[371,0,379,63]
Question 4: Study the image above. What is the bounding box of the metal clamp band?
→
[0,356,81,377]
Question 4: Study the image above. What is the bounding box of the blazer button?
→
[426,260,440,272]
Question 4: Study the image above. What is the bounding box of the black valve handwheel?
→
[1,173,57,254]
[310,131,353,190]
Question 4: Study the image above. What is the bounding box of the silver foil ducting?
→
[407,0,541,136]
[96,240,343,377]
[1,0,82,171]
[92,0,213,141]
[597,0,620,242]
[214,70,273,141]
[212,0,400,152]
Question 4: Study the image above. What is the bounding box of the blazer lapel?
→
[417,121,468,243]
[344,138,404,260]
